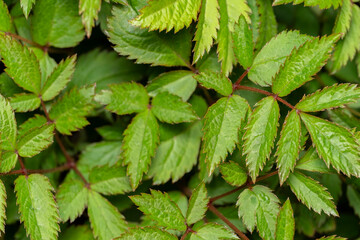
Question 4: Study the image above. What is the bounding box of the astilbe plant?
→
[0,0,360,239]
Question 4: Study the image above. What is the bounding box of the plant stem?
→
[1,31,46,50]
[0,163,71,176]
[233,68,250,88]
[180,227,192,240]
[17,156,28,176]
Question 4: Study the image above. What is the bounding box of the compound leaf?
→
[237,188,258,232]
[194,70,233,96]
[275,199,295,240]
[0,94,17,150]
[79,0,102,37]
[10,93,40,112]
[333,0,352,37]
[186,183,209,225]
[273,0,342,9]
[233,15,254,69]
[190,222,237,240]
[117,227,177,240]
[0,180,6,235]
[296,147,333,174]
[0,152,18,173]
[219,161,248,187]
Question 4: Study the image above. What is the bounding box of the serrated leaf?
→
[0,180,6,235]
[296,148,333,174]
[117,227,178,240]
[300,113,360,177]
[14,174,60,240]
[190,222,237,240]
[0,151,18,173]
[0,0,13,32]
[17,115,47,138]
[10,93,40,112]
[108,6,192,67]
[123,109,159,189]
[237,188,258,232]
[275,199,295,240]
[203,95,249,174]
[276,110,301,185]
[49,85,95,135]
[287,171,338,216]
[347,185,360,218]
[186,183,209,225]
[273,0,342,9]
[41,55,77,101]
[131,0,201,33]
[32,48,57,86]
[130,189,186,231]
[248,31,311,87]
[152,92,198,124]
[78,141,122,168]
[233,15,254,69]
[95,82,149,115]
[32,0,85,48]
[219,161,247,187]
[20,0,35,18]
[244,96,280,181]
[328,108,360,130]
[79,0,102,37]
[255,0,277,51]
[88,190,127,240]
[317,236,346,240]
[194,70,233,96]
[0,94,17,150]
[333,0,352,37]
[0,33,41,94]
[272,35,339,97]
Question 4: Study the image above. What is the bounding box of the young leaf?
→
[248,31,311,87]
[276,110,301,185]
[232,15,254,69]
[10,93,41,112]
[190,222,238,240]
[88,190,127,240]
[117,227,178,240]
[20,0,35,18]
[244,96,280,182]
[296,148,333,174]
[0,152,18,173]
[0,94,17,150]
[14,174,60,240]
[287,171,338,216]
[300,113,360,177]
[333,0,352,37]
[275,199,295,240]
[237,188,258,232]
[273,0,342,9]
[0,0,13,32]
[219,161,248,187]
[0,180,6,235]
[186,183,209,225]
[41,55,77,101]
[194,70,233,97]
[0,33,41,94]
[79,0,102,37]
[272,35,339,97]
[193,0,220,63]
[255,0,277,51]
[130,189,186,231]
[131,0,201,33]
[95,82,149,115]
[347,185,360,218]
[123,109,159,189]
[203,95,249,174]
[49,85,95,135]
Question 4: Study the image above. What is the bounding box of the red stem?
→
[234,68,250,88]
[0,163,71,176]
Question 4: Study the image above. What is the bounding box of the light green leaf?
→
[131,0,201,33]
[49,85,95,135]
[59,225,94,240]
[10,93,40,112]
[108,6,192,67]
[32,48,57,86]
[0,151,18,173]
[32,0,85,48]
[317,236,346,240]
[14,174,60,240]
[272,35,339,97]
[123,109,159,189]
[0,94,17,150]
[276,110,301,185]
[300,113,360,177]
[244,96,280,182]
[219,161,247,187]
[255,0,277,51]
[56,179,88,222]
[194,70,233,96]
[41,55,77,101]
[328,108,360,130]
[20,0,35,18]
[186,183,209,225]
[203,95,249,174]
[130,189,186,231]
[17,115,47,138]
[88,190,127,240]
[248,31,311,87]
[190,222,237,240]
[117,227,178,240]
[147,70,196,101]
[79,0,102,37]
[287,171,338,216]
[275,199,295,240]
[296,148,333,174]
[152,92,198,124]
[237,188,258,232]
[0,33,41,94]
[0,180,6,235]
[347,185,360,218]
[333,0,352,37]
[233,15,254,69]
[273,0,342,9]
[0,0,13,32]
[78,141,122,168]
[95,82,149,115]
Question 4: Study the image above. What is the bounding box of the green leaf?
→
[255,0,277,51]
[300,113,360,177]
[14,174,60,240]
[20,0,35,18]
[17,114,47,137]
[317,236,346,240]
[95,82,149,115]
[88,190,127,240]
[296,148,333,174]
[0,151,18,173]
[56,179,88,222]
[130,189,186,231]
[152,92,198,124]
[203,95,249,174]
[108,6,192,67]
[32,0,85,48]
[333,0,352,37]
[219,161,247,187]
[328,108,360,130]
[123,109,159,189]
[117,227,178,240]
[190,222,237,240]
[244,96,280,181]
[233,15,254,69]
[41,55,77,101]
[0,0,13,32]
[147,71,196,101]
[0,94,17,150]
[32,48,57,86]
[194,70,233,96]
[0,33,41,94]
[131,0,201,33]
[78,141,122,168]
[186,183,209,225]
[272,35,340,97]
[275,199,295,240]
[10,93,40,112]
[276,110,301,185]
[193,0,220,63]
[273,0,342,9]
[248,31,311,87]
[49,85,95,135]
[59,225,94,240]
[0,180,6,235]
[287,171,338,216]
[347,185,360,218]
[89,165,132,195]
[79,0,102,37]
[236,188,258,232]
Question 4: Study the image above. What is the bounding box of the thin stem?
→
[0,163,71,176]
[17,156,28,176]
[234,68,250,88]
[1,31,45,50]
[187,63,198,74]
[180,227,192,240]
